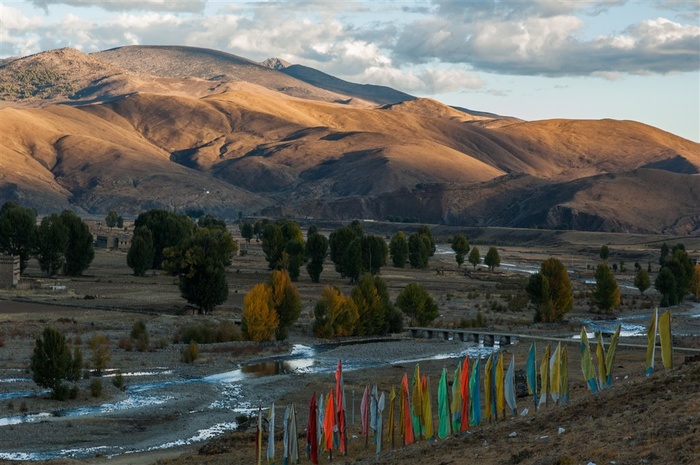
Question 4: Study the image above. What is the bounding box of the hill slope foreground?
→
[1,46,698,234]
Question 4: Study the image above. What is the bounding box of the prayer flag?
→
[484,354,493,421]
[451,363,462,432]
[596,332,607,390]
[580,328,598,392]
[421,374,434,440]
[539,344,550,406]
[335,360,347,454]
[504,353,517,415]
[560,346,569,405]
[437,368,451,439]
[460,356,469,431]
[526,343,538,409]
[323,390,335,452]
[411,365,423,439]
[495,352,505,417]
[401,374,415,445]
[469,358,481,426]
[549,342,561,403]
[307,394,318,464]
[268,402,275,464]
[288,404,299,464]
[659,310,673,369]
[646,308,658,376]
[605,325,621,386]
[361,385,369,437]
[387,386,396,446]
[257,406,263,465]
[376,391,385,455]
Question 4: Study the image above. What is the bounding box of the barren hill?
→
[0,46,698,233]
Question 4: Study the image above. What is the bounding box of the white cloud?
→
[28,0,207,13]
[362,66,483,94]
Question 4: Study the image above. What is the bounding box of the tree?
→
[240,221,254,243]
[342,237,363,282]
[105,210,119,230]
[127,226,155,277]
[389,231,408,268]
[0,201,36,274]
[451,234,469,267]
[416,225,436,256]
[484,247,501,272]
[284,238,305,281]
[197,214,226,230]
[329,224,362,277]
[634,268,651,296]
[361,235,388,275]
[351,274,388,336]
[269,270,301,340]
[396,283,439,326]
[655,267,677,307]
[242,283,279,342]
[35,214,68,276]
[593,264,621,314]
[313,286,359,338]
[692,264,700,301]
[408,232,431,269]
[165,227,236,313]
[134,210,193,270]
[30,327,78,399]
[306,231,328,283]
[468,246,481,269]
[57,211,94,276]
[262,223,285,270]
[659,242,670,266]
[526,258,573,323]
[88,333,111,376]
[599,245,610,262]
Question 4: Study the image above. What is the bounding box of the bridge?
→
[406,327,700,354]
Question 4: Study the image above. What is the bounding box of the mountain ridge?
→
[0,46,697,234]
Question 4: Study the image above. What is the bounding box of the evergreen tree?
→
[35,214,68,276]
[389,231,408,268]
[468,246,481,269]
[0,201,36,273]
[408,232,431,268]
[30,327,77,399]
[593,264,621,313]
[361,234,388,275]
[416,225,436,256]
[127,226,155,277]
[329,224,362,277]
[58,211,94,276]
[599,245,610,262]
[284,238,305,281]
[105,210,119,229]
[351,274,386,336]
[484,247,501,271]
[134,210,193,270]
[396,283,439,326]
[239,221,254,242]
[655,267,676,307]
[262,223,285,270]
[197,214,227,230]
[305,231,328,283]
[451,234,469,267]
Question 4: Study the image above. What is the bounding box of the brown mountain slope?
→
[1,46,698,233]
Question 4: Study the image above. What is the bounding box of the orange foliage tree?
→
[242,283,279,342]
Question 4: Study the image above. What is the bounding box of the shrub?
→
[117,336,133,351]
[174,320,241,344]
[90,379,103,397]
[130,320,149,351]
[181,341,199,364]
[112,372,125,391]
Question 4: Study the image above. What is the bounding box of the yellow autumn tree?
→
[269,270,301,341]
[313,285,359,338]
[242,283,279,342]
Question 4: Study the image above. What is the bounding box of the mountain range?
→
[1,45,698,234]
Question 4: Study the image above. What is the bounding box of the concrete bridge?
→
[406,327,515,346]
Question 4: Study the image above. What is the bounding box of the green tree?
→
[242,283,279,342]
[105,210,119,230]
[58,211,94,276]
[468,246,481,269]
[134,210,193,270]
[127,226,155,277]
[599,245,610,262]
[593,264,621,314]
[165,227,236,314]
[329,224,362,277]
[305,231,328,283]
[484,247,501,272]
[0,201,36,274]
[634,268,651,296]
[197,214,226,230]
[351,274,386,336]
[396,282,439,326]
[526,258,573,322]
[239,221,254,243]
[88,333,111,376]
[30,327,77,399]
[389,231,408,268]
[269,270,301,340]
[656,244,694,306]
[262,223,285,270]
[284,237,305,281]
[692,264,700,301]
[416,225,436,256]
[451,234,469,267]
[313,285,359,338]
[408,232,431,269]
[659,242,670,266]
[35,214,68,276]
[342,237,363,282]
[361,235,388,275]
[655,267,677,307]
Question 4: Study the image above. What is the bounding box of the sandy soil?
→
[0,228,698,465]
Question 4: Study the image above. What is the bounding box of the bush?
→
[112,372,125,391]
[53,383,70,401]
[174,320,241,344]
[181,341,199,364]
[117,336,133,351]
[90,379,103,397]
[130,320,149,352]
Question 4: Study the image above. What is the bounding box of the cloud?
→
[361,66,483,94]
[28,0,207,13]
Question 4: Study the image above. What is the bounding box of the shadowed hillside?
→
[0,46,698,233]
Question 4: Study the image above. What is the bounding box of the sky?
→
[1,1,699,141]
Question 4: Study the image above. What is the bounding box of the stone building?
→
[0,255,20,288]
